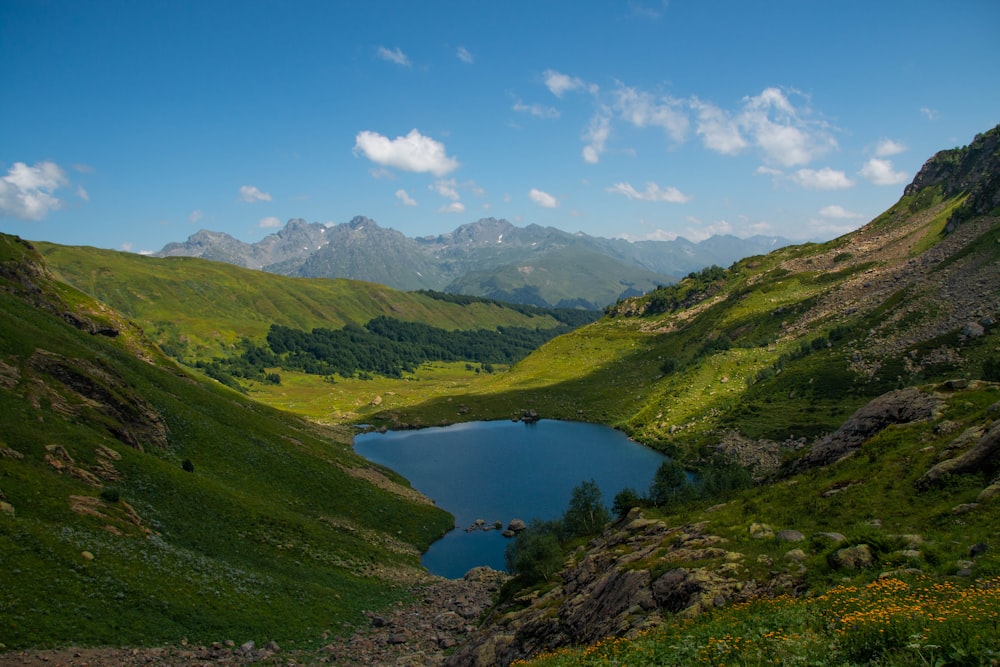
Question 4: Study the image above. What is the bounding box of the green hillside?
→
[0,234,452,650]
[36,242,571,362]
[380,189,1000,460]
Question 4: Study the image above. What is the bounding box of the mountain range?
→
[156,218,791,309]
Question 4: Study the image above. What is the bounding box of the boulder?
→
[831,544,875,570]
[917,420,1000,488]
[799,387,941,469]
[775,529,805,542]
[785,549,808,562]
[962,322,985,339]
[507,518,527,533]
[749,523,774,539]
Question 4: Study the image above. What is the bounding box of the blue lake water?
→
[354,419,665,579]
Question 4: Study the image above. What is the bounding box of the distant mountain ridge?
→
[157,218,791,309]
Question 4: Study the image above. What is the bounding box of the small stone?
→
[81,551,94,561]
[749,523,774,539]
[239,640,255,655]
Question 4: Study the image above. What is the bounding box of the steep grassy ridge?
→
[36,243,566,361]
[0,235,452,650]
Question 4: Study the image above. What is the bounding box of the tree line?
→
[197,316,577,385]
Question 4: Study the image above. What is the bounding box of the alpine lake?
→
[354,419,665,579]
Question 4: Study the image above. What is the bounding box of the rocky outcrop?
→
[445,513,781,667]
[27,349,169,450]
[796,387,941,469]
[904,123,1000,228]
[917,416,1000,488]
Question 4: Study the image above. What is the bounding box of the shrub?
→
[612,487,643,518]
[99,487,120,503]
[505,519,565,584]
[182,459,195,473]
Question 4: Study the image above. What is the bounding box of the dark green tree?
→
[648,459,694,507]
[562,479,611,539]
[612,487,643,518]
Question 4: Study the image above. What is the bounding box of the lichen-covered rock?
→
[798,387,941,469]
[832,544,875,570]
[917,420,1000,489]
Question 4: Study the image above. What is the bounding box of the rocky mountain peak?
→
[904,123,1000,227]
[348,215,376,230]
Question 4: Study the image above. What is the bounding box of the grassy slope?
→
[36,242,564,361]
[0,235,452,650]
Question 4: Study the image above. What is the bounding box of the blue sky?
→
[1,1,998,254]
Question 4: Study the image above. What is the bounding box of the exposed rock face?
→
[904,124,1000,227]
[27,349,169,450]
[797,387,941,469]
[917,418,1000,488]
[445,513,780,667]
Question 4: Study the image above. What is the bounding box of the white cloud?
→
[582,108,612,163]
[874,138,906,157]
[860,158,909,186]
[613,85,689,143]
[738,87,837,167]
[617,228,680,242]
[438,201,466,214]
[819,204,863,219]
[529,188,558,208]
[680,219,735,242]
[430,179,460,200]
[76,185,90,202]
[354,129,460,176]
[395,189,418,206]
[239,185,271,202]
[188,209,204,223]
[369,167,394,180]
[0,160,69,220]
[259,216,283,228]
[629,0,667,19]
[791,167,853,190]
[121,241,133,252]
[920,107,939,121]
[606,181,692,203]
[513,100,560,119]
[377,46,410,67]
[456,46,474,64]
[692,98,747,155]
[543,69,596,98]
[755,165,783,177]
